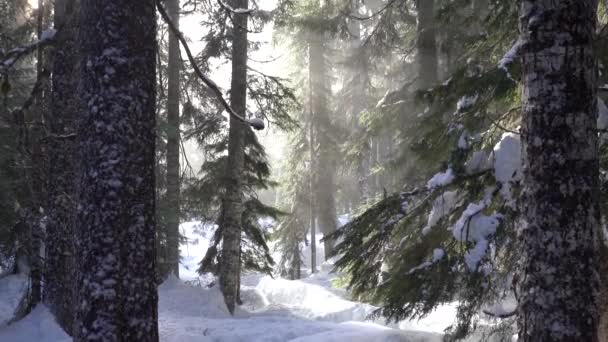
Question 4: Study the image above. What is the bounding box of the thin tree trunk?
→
[44,0,78,334]
[165,0,181,279]
[598,241,608,341]
[415,0,438,88]
[517,1,599,341]
[26,0,47,312]
[309,34,337,259]
[349,0,370,206]
[74,0,159,340]
[309,107,316,273]
[219,0,248,315]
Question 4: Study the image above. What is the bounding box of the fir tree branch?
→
[486,106,521,135]
[343,0,407,22]
[217,0,254,15]
[156,0,265,130]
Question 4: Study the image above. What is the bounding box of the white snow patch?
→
[450,202,501,271]
[0,305,70,342]
[1,220,458,341]
[427,169,455,189]
[456,95,478,113]
[457,131,469,150]
[465,150,491,174]
[498,39,523,80]
[0,273,28,325]
[493,133,521,204]
[422,191,459,235]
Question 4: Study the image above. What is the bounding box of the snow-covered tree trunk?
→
[219,0,248,315]
[74,0,159,340]
[44,0,78,333]
[415,0,438,88]
[165,0,181,279]
[517,1,600,341]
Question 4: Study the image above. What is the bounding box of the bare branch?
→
[156,0,264,130]
[0,30,56,71]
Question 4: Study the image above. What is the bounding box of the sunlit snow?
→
[0,220,490,341]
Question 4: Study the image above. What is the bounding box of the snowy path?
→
[0,221,453,341]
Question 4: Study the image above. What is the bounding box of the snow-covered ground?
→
[0,220,462,341]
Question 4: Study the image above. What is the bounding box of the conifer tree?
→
[219,0,249,315]
[516,0,600,340]
[74,0,159,339]
[44,0,78,333]
[165,0,181,278]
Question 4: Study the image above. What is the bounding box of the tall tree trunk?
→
[165,0,181,279]
[598,241,608,341]
[309,106,317,273]
[74,0,159,340]
[25,0,47,312]
[219,0,248,315]
[44,0,78,334]
[517,1,599,341]
[309,34,337,259]
[415,0,438,88]
[348,0,370,205]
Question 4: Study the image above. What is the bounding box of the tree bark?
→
[44,0,78,334]
[25,0,48,312]
[74,0,159,340]
[219,0,248,315]
[165,0,181,279]
[517,1,600,341]
[598,241,608,341]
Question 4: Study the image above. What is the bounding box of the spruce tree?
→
[219,0,249,315]
[165,0,181,279]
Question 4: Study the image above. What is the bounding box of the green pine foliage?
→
[175,0,297,279]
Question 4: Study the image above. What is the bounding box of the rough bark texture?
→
[165,0,181,278]
[309,34,337,258]
[599,242,608,341]
[415,0,438,88]
[219,0,248,315]
[517,1,600,341]
[74,1,159,340]
[44,0,78,334]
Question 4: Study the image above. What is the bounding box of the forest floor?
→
[0,221,467,342]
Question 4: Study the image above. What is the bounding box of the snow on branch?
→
[156,0,265,130]
[217,0,255,15]
[498,39,523,80]
[0,29,56,71]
